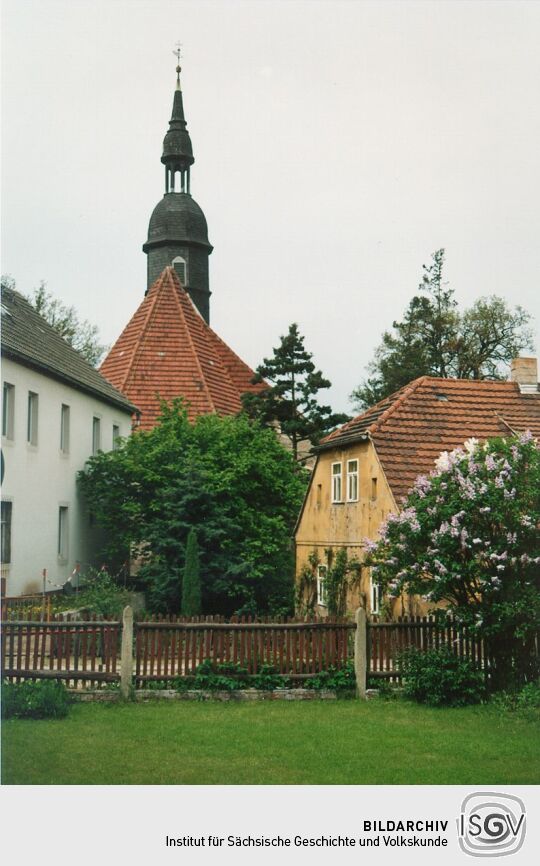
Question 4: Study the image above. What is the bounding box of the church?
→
[101,60,265,428]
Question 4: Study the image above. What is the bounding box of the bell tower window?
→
[172,256,188,285]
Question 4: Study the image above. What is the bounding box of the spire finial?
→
[174,42,182,91]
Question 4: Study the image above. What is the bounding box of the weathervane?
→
[174,42,182,87]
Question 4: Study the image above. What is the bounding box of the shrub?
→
[305,663,356,693]
[2,679,71,719]
[56,570,132,618]
[515,681,540,710]
[367,678,400,699]
[491,682,540,720]
[365,433,540,691]
[397,647,485,707]
[174,661,290,692]
[249,665,288,691]
[175,661,250,692]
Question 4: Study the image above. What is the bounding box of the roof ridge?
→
[205,330,247,401]
[369,375,429,433]
[205,321,261,384]
[168,267,217,413]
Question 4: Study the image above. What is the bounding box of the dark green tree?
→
[78,402,307,616]
[181,528,202,616]
[351,250,532,410]
[242,323,349,461]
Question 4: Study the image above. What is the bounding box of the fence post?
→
[120,605,133,699]
[354,607,367,699]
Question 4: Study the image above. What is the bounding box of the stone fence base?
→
[70,688,362,703]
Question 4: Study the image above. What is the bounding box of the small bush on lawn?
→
[2,680,71,720]
[305,663,356,693]
[491,682,540,720]
[397,647,485,707]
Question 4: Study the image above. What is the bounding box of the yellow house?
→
[295,361,540,618]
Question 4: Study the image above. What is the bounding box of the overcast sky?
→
[2,0,539,413]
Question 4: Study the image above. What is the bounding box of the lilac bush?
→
[365,433,540,689]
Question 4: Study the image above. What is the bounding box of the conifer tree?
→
[351,250,532,410]
[242,323,349,461]
[182,528,202,616]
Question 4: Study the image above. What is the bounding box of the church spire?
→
[162,47,194,194]
[143,50,213,321]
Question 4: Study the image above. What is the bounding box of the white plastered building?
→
[1,286,137,596]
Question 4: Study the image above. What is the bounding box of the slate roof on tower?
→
[100,267,265,429]
[319,376,540,502]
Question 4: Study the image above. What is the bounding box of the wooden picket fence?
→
[2,611,501,691]
[368,615,491,682]
[134,617,355,685]
[1,615,121,688]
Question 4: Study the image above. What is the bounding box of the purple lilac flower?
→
[363,537,378,553]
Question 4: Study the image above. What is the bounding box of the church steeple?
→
[143,52,213,322]
[162,54,194,194]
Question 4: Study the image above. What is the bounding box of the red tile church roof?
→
[320,376,540,502]
[100,267,265,429]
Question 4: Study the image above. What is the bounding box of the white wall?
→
[1,357,132,595]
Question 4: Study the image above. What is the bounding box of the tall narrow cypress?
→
[182,528,201,616]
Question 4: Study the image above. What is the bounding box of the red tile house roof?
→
[320,376,540,503]
[100,267,265,429]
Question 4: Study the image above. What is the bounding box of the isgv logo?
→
[458,792,526,857]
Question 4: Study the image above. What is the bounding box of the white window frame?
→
[346,459,359,502]
[60,404,70,454]
[112,424,120,450]
[172,255,188,285]
[2,382,15,440]
[331,462,343,503]
[58,506,69,561]
[92,416,101,455]
[317,564,328,607]
[27,391,38,446]
[370,574,382,615]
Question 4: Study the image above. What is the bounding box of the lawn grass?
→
[2,698,539,785]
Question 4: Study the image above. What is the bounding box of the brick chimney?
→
[510,357,538,394]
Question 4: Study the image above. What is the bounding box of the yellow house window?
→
[370,575,382,614]
[347,459,358,501]
[317,565,328,606]
[331,462,343,503]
